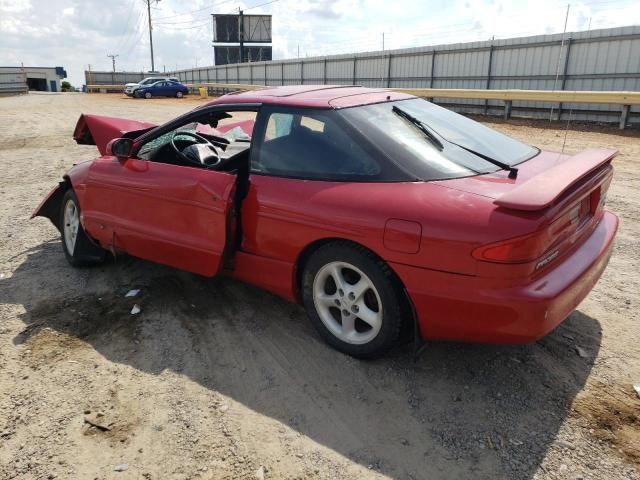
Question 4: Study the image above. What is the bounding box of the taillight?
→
[474,194,596,264]
[472,230,552,264]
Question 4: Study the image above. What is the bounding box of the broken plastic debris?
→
[130,304,141,315]
[113,463,129,472]
[634,384,640,398]
[575,346,588,358]
[125,289,140,298]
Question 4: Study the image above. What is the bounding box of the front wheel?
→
[144,92,152,99]
[302,242,405,358]
[60,189,106,267]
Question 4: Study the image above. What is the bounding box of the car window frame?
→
[132,103,262,162]
[250,104,414,183]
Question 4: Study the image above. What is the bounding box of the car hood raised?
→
[73,114,157,155]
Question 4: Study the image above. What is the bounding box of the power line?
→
[244,0,280,11]
[118,10,145,57]
[155,16,212,25]
[114,0,138,52]
[153,0,235,20]
[120,9,147,63]
[157,20,212,30]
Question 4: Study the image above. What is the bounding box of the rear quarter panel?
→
[240,175,545,278]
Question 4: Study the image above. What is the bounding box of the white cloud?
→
[0,0,638,86]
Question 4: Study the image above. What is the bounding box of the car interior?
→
[254,112,381,179]
[135,108,380,181]
[136,114,254,173]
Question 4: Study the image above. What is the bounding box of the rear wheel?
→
[176,91,183,98]
[60,189,106,267]
[144,92,152,99]
[302,242,404,358]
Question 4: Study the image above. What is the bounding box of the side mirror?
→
[106,138,133,159]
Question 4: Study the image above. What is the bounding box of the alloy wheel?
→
[63,198,79,255]
[312,261,383,345]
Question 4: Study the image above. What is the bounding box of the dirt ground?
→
[0,92,639,480]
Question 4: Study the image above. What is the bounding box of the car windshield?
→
[340,98,538,181]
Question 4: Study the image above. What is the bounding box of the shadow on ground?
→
[2,241,602,479]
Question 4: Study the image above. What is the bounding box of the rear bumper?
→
[392,211,618,344]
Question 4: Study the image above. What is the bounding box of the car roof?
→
[207,85,415,109]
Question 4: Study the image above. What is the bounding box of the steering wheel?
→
[170,130,221,168]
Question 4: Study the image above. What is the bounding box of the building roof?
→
[209,85,414,109]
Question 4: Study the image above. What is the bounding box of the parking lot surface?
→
[0,93,638,479]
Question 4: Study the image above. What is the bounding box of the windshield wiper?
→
[450,142,519,179]
[392,105,518,179]
[392,105,444,151]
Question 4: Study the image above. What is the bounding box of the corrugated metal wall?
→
[86,25,640,123]
[85,71,150,85]
[0,68,28,95]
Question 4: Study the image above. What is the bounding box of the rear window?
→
[340,98,538,181]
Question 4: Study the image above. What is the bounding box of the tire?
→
[176,91,183,98]
[60,189,107,267]
[144,92,152,99]
[302,242,404,359]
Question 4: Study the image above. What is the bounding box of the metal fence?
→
[85,25,640,124]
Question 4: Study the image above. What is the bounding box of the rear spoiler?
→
[494,148,617,211]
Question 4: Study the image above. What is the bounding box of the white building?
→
[0,66,68,95]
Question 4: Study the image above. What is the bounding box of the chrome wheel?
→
[144,92,151,99]
[312,261,382,345]
[63,198,79,255]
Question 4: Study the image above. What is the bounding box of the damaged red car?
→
[33,85,618,358]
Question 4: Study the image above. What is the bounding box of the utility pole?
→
[107,54,119,72]
[145,0,160,72]
[238,8,245,63]
[550,3,570,121]
[382,32,385,51]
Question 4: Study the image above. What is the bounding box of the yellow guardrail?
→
[86,83,638,128]
[395,88,640,105]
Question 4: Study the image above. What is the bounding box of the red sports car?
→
[33,85,618,358]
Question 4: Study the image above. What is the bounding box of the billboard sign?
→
[212,14,272,43]
[214,46,273,65]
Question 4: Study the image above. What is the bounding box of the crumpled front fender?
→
[32,161,91,231]
[31,182,67,231]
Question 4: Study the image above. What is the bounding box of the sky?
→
[1,0,639,86]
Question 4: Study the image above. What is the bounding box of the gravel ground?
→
[0,92,638,480]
